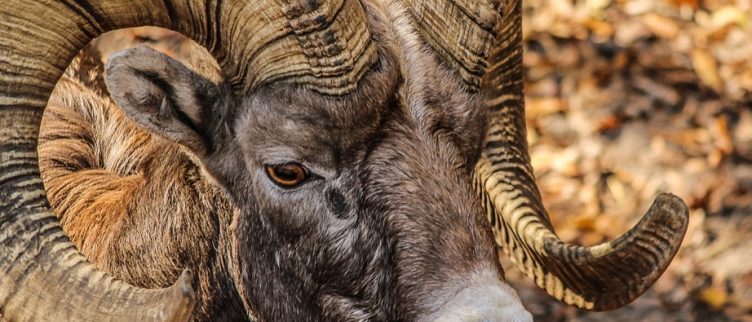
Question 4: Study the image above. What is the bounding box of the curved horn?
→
[475,0,689,310]
[406,0,501,89]
[0,0,375,321]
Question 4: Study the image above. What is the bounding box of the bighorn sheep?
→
[0,1,689,321]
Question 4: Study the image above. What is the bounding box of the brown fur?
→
[39,45,246,321]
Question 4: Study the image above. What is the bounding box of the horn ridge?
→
[246,0,378,95]
[476,0,690,311]
[406,0,501,89]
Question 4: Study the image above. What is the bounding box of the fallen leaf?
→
[700,287,729,310]
[643,13,680,38]
[691,49,724,91]
[711,6,749,28]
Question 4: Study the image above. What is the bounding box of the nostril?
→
[420,271,532,322]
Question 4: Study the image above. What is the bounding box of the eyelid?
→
[262,158,331,180]
[264,162,324,190]
[266,163,305,187]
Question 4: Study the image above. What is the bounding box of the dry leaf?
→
[643,13,680,38]
[700,287,729,310]
[666,0,700,10]
[526,98,567,120]
[691,49,724,91]
[584,18,615,38]
[711,6,749,28]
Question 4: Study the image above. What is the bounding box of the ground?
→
[506,0,751,321]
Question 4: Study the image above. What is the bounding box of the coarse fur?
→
[40,45,247,321]
[39,4,505,320]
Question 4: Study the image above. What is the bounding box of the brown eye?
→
[265,163,309,188]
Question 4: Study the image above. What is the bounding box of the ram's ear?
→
[105,46,219,156]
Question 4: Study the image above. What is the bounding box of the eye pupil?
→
[275,165,301,180]
[266,163,308,188]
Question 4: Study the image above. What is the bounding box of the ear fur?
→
[105,46,220,156]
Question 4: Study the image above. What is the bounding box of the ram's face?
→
[206,58,503,320]
[143,25,518,316]
[103,24,527,319]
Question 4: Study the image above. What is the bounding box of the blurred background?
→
[89,0,751,321]
[511,1,751,321]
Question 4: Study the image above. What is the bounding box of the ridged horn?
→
[406,0,501,89]
[0,0,375,321]
[475,0,689,310]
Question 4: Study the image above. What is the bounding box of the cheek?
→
[251,181,330,239]
[227,208,256,313]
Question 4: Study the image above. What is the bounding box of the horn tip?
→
[177,269,196,298]
[567,192,690,311]
[650,192,690,233]
[161,269,196,322]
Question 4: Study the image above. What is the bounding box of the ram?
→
[0,1,689,321]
